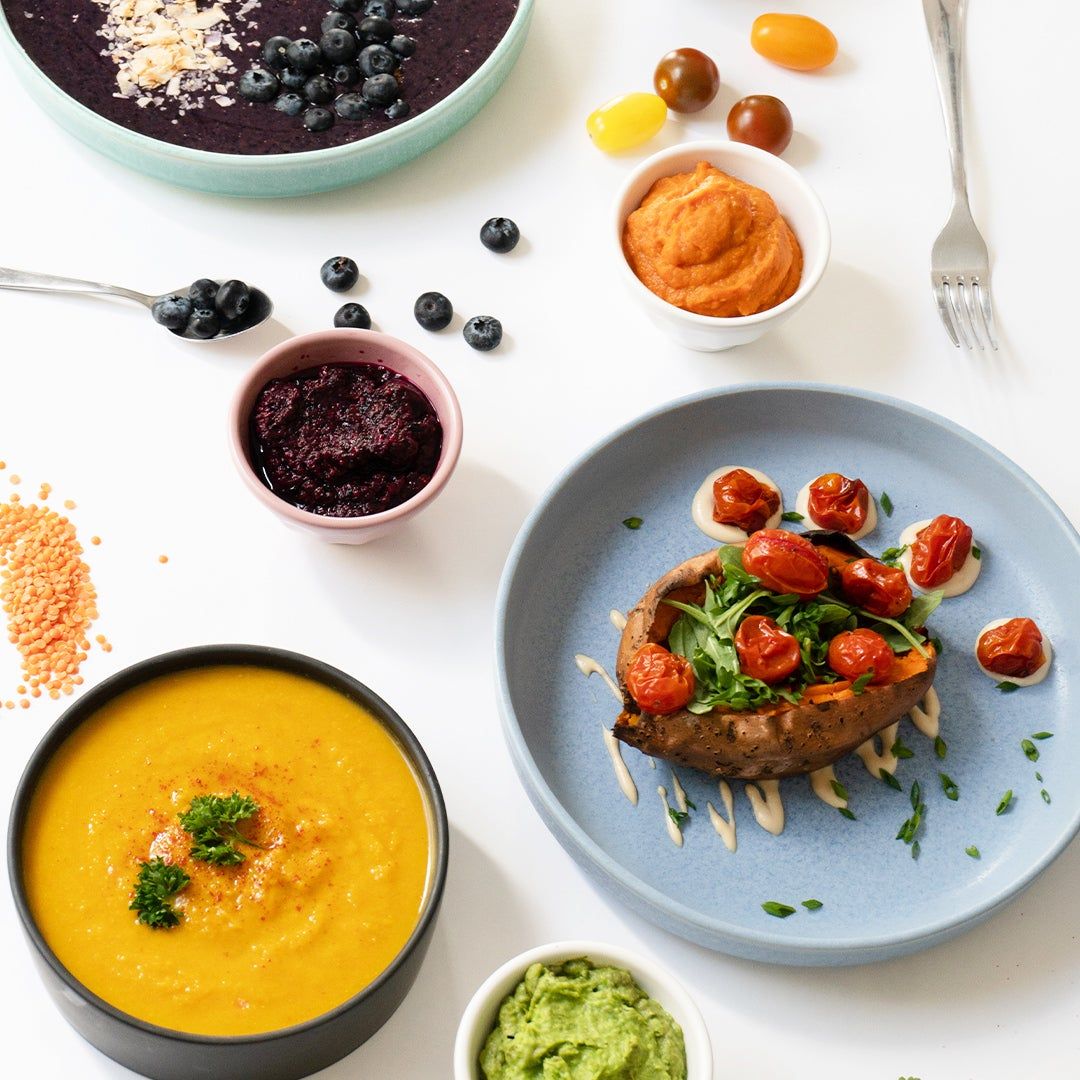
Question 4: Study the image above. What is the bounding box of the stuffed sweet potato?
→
[613,532,938,780]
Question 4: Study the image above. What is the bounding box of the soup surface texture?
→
[22,665,431,1036]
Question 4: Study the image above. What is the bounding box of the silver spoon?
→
[0,266,273,342]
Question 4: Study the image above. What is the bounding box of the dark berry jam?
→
[250,362,442,518]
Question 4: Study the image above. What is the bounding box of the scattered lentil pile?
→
[0,467,105,709]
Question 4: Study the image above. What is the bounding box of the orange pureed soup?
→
[22,665,432,1036]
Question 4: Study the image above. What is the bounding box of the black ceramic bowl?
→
[7,644,449,1080]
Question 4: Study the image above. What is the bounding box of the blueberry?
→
[303,106,335,132]
[334,92,368,120]
[463,315,502,351]
[358,44,397,77]
[286,39,322,73]
[396,0,434,14]
[334,302,372,329]
[385,99,410,120]
[364,0,396,17]
[321,256,360,292]
[274,91,306,116]
[357,15,394,43]
[328,0,361,10]
[331,64,360,87]
[304,75,335,104]
[321,11,356,33]
[262,36,292,70]
[215,280,250,321]
[413,291,453,331]
[151,293,192,331]
[480,217,520,254]
[361,73,398,106]
[238,67,280,103]
[279,68,307,91]
[188,308,221,339]
[320,28,357,64]
[389,34,416,58]
[188,278,218,307]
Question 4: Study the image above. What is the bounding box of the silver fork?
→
[922,0,998,350]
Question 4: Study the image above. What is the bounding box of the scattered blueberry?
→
[262,36,292,70]
[413,291,453,331]
[364,0,396,17]
[328,0,361,10]
[389,34,416,57]
[275,91,306,116]
[396,0,434,14]
[215,280,250,322]
[303,106,335,132]
[321,256,360,292]
[334,92,368,120]
[358,15,394,43]
[358,43,397,77]
[480,217,520,254]
[334,302,372,329]
[279,68,307,91]
[321,11,356,33]
[361,73,398,106]
[331,64,360,87]
[463,315,503,351]
[238,67,280,103]
[385,99,410,120]
[151,294,193,331]
[188,309,221,339]
[304,74,335,105]
[320,28,358,64]
[286,38,322,73]
[188,278,219,307]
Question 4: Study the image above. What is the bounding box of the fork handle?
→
[923,0,969,200]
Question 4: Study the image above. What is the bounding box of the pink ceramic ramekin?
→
[229,329,463,544]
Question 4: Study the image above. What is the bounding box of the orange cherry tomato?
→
[751,13,838,72]
[741,529,829,599]
[977,618,1045,678]
[713,468,780,533]
[909,515,973,589]
[625,643,695,714]
[827,628,894,685]
[807,473,870,534]
[839,558,912,619]
[734,615,801,684]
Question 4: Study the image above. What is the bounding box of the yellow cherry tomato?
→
[751,13,838,71]
[586,92,668,153]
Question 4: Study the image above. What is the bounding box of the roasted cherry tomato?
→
[909,514,973,589]
[653,48,720,113]
[713,468,780,533]
[807,473,870,534]
[742,529,829,599]
[735,615,802,684]
[839,558,912,619]
[828,628,894,685]
[977,618,1045,678]
[726,94,793,156]
[625,643,695,714]
[751,13,838,72]
[586,92,668,153]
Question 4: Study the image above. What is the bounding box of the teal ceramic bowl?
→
[0,0,533,198]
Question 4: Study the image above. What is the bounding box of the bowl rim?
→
[452,938,713,1078]
[229,328,463,531]
[6,643,451,1046]
[0,0,535,167]
[612,139,831,328]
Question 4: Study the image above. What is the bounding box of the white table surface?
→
[2,2,1078,1077]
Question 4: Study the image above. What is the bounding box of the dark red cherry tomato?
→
[909,515,973,589]
[625,643,695,714]
[839,558,912,619]
[828,629,894,685]
[977,618,1045,678]
[653,48,720,113]
[713,468,780,533]
[735,615,802,684]
[726,94,793,156]
[807,473,870,534]
[742,529,829,599]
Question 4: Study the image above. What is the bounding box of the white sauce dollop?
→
[745,779,784,835]
[609,609,627,632]
[707,781,737,852]
[898,519,981,598]
[856,721,901,778]
[974,618,1053,686]
[574,653,623,703]
[691,466,783,544]
[601,728,638,805]
[809,765,848,809]
[794,478,878,541]
[909,687,942,738]
[658,786,684,847]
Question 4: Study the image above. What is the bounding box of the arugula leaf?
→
[622,516,643,530]
[130,858,190,929]
[880,492,894,517]
[801,899,823,911]
[851,672,873,696]
[180,792,264,866]
[762,901,796,918]
[903,591,944,630]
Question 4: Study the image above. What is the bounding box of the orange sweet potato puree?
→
[22,666,431,1036]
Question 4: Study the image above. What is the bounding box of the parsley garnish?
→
[996,681,1019,693]
[838,807,857,820]
[179,792,264,866]
[1021,739,1039,763]
[668,807,689,828]
[934,735,947,760]
[891,738,914,759]
[781,511,804,522]
[622,516,643,530]
[851,671,874,696]
[801,898,823,910]
[880,492,894,517]
[995,789,1014,815]
[1041,789,1052,804]
[880,769,902,791]
[762,901,796,918]
[965,845,980,859]
[130,858,190,929]
[1032,731,1054,741]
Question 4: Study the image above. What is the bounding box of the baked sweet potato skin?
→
[613,548,937,780]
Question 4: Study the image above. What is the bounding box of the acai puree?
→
[479,958,687,1079]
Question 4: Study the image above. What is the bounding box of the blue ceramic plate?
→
[496,385,1080,966]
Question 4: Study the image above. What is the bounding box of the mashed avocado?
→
[478,957,688,1080]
